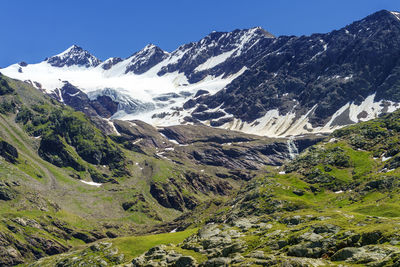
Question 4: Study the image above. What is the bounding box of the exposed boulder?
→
[175,255,197,267]
[0,140,18,163]
[0,183,17,201]
[0,246,24,266]
[331,245,399,263]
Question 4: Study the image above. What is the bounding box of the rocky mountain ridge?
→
[46,45,102,68]
[3,10,400,137]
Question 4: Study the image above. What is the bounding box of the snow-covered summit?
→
[1,27,264,122]
[391,11,400,21]
[3,11,400,138]
[124,44,169,75]
[175,26,273,62]
[47,45,102,68]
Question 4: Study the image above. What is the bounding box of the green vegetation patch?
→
[107,228,198,261]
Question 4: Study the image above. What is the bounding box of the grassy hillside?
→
[104,109,400,266]
[0,74,270,265]
[27,228,199,266]
[7,70,400,266]
[0,76,185,263]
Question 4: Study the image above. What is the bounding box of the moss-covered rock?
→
[0,182,17,201]
[0,76,14,95]
[0,140,18,163]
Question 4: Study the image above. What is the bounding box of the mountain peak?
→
[391,11,400,21]
[247,26,275,38]
[124,44,169,75]
[205,26,274,40]
[54,45,84,57]
[362,9,400,24]
[126,44,168,60]
[138,43,167,55]
[339,9,400,37]
[67,44,81,50]
[143,43,158,50]
[47,45,102,68]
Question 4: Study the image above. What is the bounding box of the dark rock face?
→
[150,172,231,211]
[71,232,97,244]
[90,116,118,135]
[101,57,123,70]
[125,44,169,75]
[25,235,68,255]
[192,111,226,121]
[51,82,119,118]
[192,146,267,170]
[113,120,170,149]
[0,181,18,201]
[159,124,324,169]
[38,134,85,171]
[159,125,254,145]
[0,140,18,163]
[150,182,188,211]
[193,10,400,127]
[0,219,85,266]
[16,11,400,136]
[157,27,274,84]
[90,95,119,117]
[0,241,24,266]
[47,45,101,68]
[194,89,209,97]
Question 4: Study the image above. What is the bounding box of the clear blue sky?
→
[1,0,399,67]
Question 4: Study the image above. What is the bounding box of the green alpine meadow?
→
[2,3,400,267]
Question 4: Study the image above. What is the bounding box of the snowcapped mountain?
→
[0,27,271,125]
[2,10,400,137]
[47,45,102,68]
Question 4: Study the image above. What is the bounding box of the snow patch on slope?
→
[325,93,398,128]
[1,59,223,108]
[214,93,399,137]
[54,45,77,58]
[195,50,236,72]
[391,11,400,21]
[117,67,247,124]
[80,180,102,187]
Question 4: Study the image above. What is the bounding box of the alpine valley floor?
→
[0,72,400,266]
[2,9,400,267]
[29,107,400,266]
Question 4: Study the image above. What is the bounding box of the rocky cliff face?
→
[50,82,119,118]
[110,119,323,211]
[192,10,400,134]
